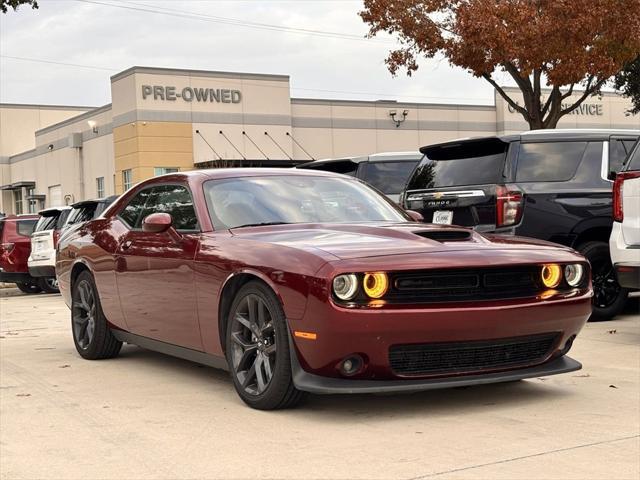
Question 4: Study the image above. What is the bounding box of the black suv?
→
[402,129,640,321]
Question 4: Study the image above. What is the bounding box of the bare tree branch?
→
[482,73,528,116]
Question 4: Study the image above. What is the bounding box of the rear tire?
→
[15,282,42,294]
[225,281,304,410]
[38,277,60,294]
[578,241,629,321]
[71,271,122,359]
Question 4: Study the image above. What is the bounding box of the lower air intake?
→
[389,333,558,376]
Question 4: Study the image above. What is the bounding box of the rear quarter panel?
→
[57,218,128,329]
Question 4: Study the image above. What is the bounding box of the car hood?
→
[227,222,572,260]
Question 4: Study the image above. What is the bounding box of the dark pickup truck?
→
[402,129,640,321]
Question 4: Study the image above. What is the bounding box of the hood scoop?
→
[412,229,472,242]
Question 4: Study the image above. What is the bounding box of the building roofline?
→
[0,103,95,110]
[35,103,113,136]
[291,97,495,110]
[110,66,290,83]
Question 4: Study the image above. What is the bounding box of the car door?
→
[115,184,202,350]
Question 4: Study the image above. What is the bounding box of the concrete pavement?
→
[1,289,639,480]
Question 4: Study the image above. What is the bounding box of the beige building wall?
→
[496,87,640,133]
[0,104,91,157]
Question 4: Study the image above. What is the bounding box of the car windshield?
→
[204,175,409,230]
[360,161,420,195]
[66,204,97,225]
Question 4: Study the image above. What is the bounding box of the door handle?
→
[121,240,133,251]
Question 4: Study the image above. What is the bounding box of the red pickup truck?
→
[0,214,44,293]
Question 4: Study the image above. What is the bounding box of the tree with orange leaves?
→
[361,0,640,129]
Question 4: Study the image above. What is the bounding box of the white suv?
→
[28,207,71,293]
[610,141,640,289]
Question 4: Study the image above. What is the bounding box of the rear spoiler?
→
[420,137,510,160]
[71,195,118,209]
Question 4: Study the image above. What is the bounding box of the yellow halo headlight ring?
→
[541,264,562,288]
[363,272,389,299]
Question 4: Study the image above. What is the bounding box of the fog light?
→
[541,264,561,288]
[363,272,388,299]
[564,264,584,287]
[340,355,363,376]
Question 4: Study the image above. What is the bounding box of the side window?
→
[609,139,632,175]
[627,143,640,171]
[17,219,37,237]
[516,141,587,182]
[140,185,199,231]
[118,188,154,228]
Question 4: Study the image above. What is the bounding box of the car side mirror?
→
[406,210,424,222]
[142,212,173,233]
[607,171,617,181]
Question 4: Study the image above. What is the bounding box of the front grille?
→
[387,266,540,303]
[389,333,558,376]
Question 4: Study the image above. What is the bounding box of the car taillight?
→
[0,243,15,255]
[496,185,524,228]
[613,171,640,222]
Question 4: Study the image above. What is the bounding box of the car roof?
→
[149,168,350,183]
[420,129,640,153]
[38,206,71,216]
[0,214,39,222]
[298,151,422,168]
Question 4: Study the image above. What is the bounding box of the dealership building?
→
[1,66,639,215]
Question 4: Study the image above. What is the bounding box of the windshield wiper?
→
[232,221,292,229]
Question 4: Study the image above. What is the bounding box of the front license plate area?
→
[432,210,453,225]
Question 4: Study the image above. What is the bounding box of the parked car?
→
[57,169,591,410]
[610,140,640,289]
[27,206,71,293]
[402,129,640,321]
[297,152,421,203]
[62,196,119,235]
[0,214,41,293]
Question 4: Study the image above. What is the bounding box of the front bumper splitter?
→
[291,352,581,395]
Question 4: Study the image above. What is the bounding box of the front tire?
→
[579,241,629,321]
[15,281,42,294]
[225,281,304,410]
[71,271,122,359]
[38,277,60,294]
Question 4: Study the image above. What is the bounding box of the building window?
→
[13,189,23,215]
[96,177,105,197]
[27,187,38,213]
[123,169,133,191]
[154,167,179,176]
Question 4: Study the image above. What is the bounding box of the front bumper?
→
[290,289,591,381]
[291,350,581,394]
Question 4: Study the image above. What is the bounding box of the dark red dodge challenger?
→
[57,169,592,410]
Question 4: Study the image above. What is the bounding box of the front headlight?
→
[564,264,584,287]
[363,272,388,299]
[333,274,358,301]
[541,264,562,288]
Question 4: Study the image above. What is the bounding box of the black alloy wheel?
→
[230,293,277,396]
[226,281,304,410]
[71,271,122,359]
[579,241,629,321]
[73,278,97,350]
[15,282,42,294]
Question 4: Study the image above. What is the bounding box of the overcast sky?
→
[0,0,505,107]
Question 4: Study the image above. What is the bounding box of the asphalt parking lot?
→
[1,289,639,480]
